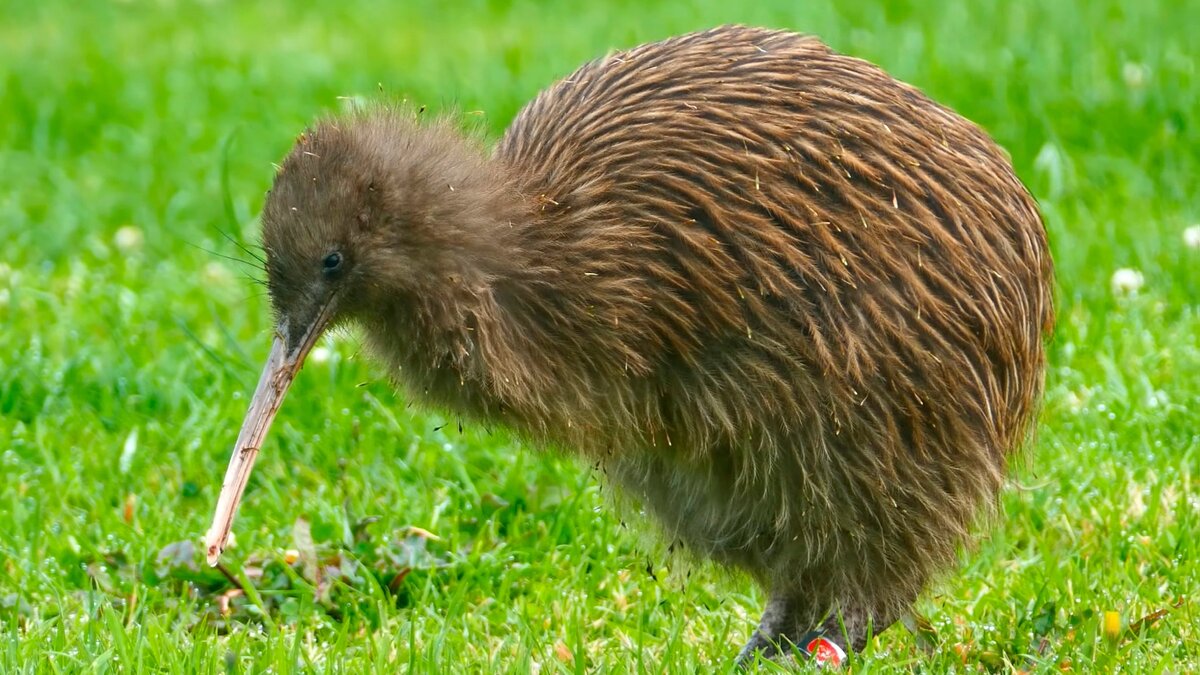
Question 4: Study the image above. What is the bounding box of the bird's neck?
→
[359,160,575,433]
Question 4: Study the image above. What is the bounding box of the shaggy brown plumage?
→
[221,24,1054,663]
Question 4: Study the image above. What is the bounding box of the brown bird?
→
[205,24,1054,665]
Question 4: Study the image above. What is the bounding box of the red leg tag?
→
[804,636,846,667]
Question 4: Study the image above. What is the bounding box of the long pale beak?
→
[204,305,332,566]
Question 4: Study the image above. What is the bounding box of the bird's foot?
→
[735,630,847,669]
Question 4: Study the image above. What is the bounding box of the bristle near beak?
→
[204,303,333,565]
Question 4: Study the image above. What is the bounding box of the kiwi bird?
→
[205,24,1054,665]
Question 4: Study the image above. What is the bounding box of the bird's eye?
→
[322,251,344,276]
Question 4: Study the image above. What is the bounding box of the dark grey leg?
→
[734,593,805,667]
[736,595,904,668]
[814,601,903,654]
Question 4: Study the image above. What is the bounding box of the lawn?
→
[1,0,1197,671]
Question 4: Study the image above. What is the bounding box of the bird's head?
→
[205,109,515,564]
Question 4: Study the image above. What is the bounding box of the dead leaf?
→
[218,588,244,616]
[123,494,136,525]
[1127,597,1184,637]
[155,540,198,577]
[406,526,441,541]
[126,587,138,624]
[293,517,319,588]
[553,641,573,664]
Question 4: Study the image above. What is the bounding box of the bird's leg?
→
[809,604,871,655]
[734,593,805,666]
[809,600,903,656]
[736,594,898,668]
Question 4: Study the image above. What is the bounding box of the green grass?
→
[1,0,1198,671]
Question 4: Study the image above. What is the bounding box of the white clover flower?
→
[1122,62,1148,89]
[1110,268,1144,296]
[201,261,234,286]
[114,225,144,252]
[1064,389,1085,413]
[1184,225,1200,250]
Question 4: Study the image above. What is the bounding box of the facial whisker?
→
[186,240,267,273]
